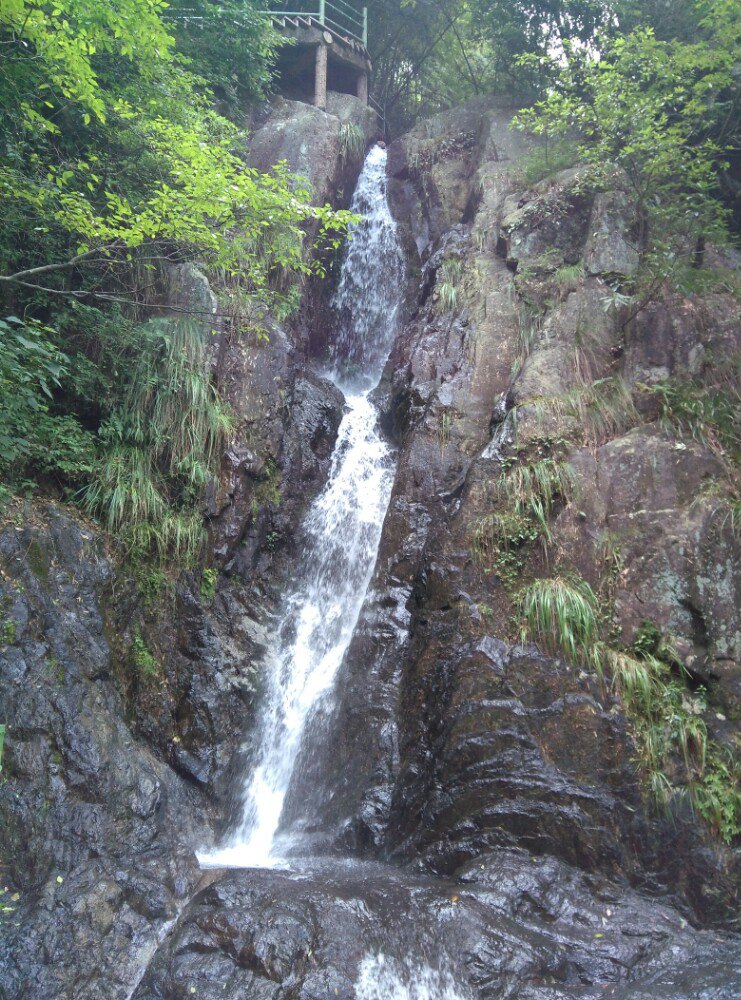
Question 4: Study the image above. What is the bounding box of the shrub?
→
[0,316,95,484]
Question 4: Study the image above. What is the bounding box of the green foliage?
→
[200,567,218,603]
[80,316,230,563]
[0,0,349,287]
[136,568,171,608]
[630,618,680,665]
[0,0,354,335]
[694,750,741,843]
[646,379,740,465]
[339,123,366,162]
[0,0,355,570]
[545,606,741,843]
[0,722,5,773]
[518,580,739,841]
[0,316,95,483]
[472,459,576,584]
[554,262,585,286]
[518,575,601,666]
[673,263,741,298]
[167,1,281,119]
[516,141,580,186]
[1,619,17,645]
[473,509,540,585]
[515,12,736,272]
[436,259,462,313]
[380,1,618,133]
[131,625,158,679]
[598,640,740,841]
[497,459,576,541]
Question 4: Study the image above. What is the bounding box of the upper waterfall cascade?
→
[199,145,404,869]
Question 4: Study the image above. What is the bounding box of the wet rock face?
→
[0,506,207,998]
[133,857,741,1000]
[296,100,739,927]
[209,322,345,573]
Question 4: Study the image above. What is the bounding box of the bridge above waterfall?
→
[266,2,371,108]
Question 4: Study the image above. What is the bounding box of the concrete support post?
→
[314,43,328,110]
[357,71,368,105]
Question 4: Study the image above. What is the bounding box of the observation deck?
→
[266,1,371,108]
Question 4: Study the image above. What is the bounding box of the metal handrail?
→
[266,1,368,46]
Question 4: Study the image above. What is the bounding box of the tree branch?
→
[0,247,121,284]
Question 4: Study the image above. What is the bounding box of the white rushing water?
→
[330,144,405,388]
[355,954,470,1000]
[200,145,404,869]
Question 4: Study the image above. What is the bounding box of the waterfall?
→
[199,145,404,869]
[330,144,405,388]
[355,954,471,1000]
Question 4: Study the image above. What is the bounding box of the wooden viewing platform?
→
[266,1,371,108]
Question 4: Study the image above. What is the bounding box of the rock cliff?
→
[1,96,738,999]
[298,99,739,923]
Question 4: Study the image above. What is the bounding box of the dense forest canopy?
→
[0,0,738,564]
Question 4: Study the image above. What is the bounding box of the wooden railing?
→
[266,1,368,47]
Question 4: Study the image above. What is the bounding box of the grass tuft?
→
[436,259,462,314]
[80,317,231,564]
[518,575,601,667]
[525,376,639,447]
[497,459,576,542]
[339,122,366,162]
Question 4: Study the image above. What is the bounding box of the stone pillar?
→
[314,43,328,110]
[357,71,368,105]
